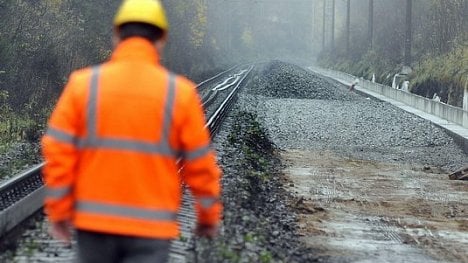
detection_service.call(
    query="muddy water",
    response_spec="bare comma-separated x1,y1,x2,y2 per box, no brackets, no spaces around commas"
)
283,149,468,263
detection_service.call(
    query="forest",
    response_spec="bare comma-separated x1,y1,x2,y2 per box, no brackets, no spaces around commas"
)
0,0,467,156
315,0,467,106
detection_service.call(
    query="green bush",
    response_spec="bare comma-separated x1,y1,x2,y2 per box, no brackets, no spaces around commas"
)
410,45,468,106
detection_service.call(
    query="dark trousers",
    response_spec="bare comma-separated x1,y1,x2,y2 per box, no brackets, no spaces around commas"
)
76,230,171,263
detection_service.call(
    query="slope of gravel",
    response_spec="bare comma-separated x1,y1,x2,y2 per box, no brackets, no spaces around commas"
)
249,60,356,101
190,82,323,262
192,60,467,261
245,61,467,172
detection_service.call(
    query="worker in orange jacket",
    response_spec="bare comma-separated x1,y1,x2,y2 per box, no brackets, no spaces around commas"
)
41,0,222,262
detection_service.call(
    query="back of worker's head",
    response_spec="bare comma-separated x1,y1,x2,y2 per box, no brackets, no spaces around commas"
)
118,22,164,42
114,0,169,43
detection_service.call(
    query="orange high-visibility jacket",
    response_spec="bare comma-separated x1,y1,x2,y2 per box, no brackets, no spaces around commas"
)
41,37,222,239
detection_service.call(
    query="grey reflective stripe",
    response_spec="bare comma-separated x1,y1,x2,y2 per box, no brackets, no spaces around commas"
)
46,127,78,146
46,186,72,199
198,197,219,209
77,138,176,156
183,144,211,161
81,67,179,157
88,66,100,140
160,73,176,145
76,201,177,221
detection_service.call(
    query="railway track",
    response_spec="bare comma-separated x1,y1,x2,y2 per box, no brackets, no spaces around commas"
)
0,65,253,262
3,61,467,262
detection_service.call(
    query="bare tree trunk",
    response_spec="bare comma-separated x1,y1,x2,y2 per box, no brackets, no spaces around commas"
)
346,0,351,54
311,0,315,51
464,0,468,38
405,0,412,66
463,78,468,111
331,0,335,51
322,0,326,50
368,0,373,49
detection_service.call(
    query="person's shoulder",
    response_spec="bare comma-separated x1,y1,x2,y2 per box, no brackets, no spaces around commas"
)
170,72,198,98
172,73,196,90
68,65,100,84
169,72,200,105
64,65,103,95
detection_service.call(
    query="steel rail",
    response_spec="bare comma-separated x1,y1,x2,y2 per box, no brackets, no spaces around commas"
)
206,66,253,136
170,65,252,260
195,65,239,90
0,163,44,237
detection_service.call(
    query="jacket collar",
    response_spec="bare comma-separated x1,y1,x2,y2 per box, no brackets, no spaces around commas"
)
111,37,160,64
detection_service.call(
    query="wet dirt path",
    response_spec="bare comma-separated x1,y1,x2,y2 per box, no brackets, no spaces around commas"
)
283,149,468,263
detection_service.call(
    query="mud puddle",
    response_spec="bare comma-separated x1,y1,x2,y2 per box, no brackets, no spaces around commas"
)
283,149,468,263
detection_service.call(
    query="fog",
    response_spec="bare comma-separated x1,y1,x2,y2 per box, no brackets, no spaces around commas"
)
163,0,465,76
208,0,317,62
0,0,465,109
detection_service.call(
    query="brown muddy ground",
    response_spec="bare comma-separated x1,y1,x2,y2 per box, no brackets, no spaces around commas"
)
283,149,468,263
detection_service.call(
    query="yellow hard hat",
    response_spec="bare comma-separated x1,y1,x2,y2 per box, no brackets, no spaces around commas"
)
114,0,169,31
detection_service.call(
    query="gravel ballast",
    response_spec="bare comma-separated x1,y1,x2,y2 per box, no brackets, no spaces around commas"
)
193,60,467,262
247,61,467,171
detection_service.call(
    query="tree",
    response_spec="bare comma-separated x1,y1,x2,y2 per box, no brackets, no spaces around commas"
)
331,0,336,51
404,0,412,66
368,0,374,49
429,0,466,54
346,0,351,54
322,0,326,49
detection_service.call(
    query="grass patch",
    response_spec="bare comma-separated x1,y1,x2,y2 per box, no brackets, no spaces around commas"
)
0,91,47,179
319,43,468,107
410,46,468,106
